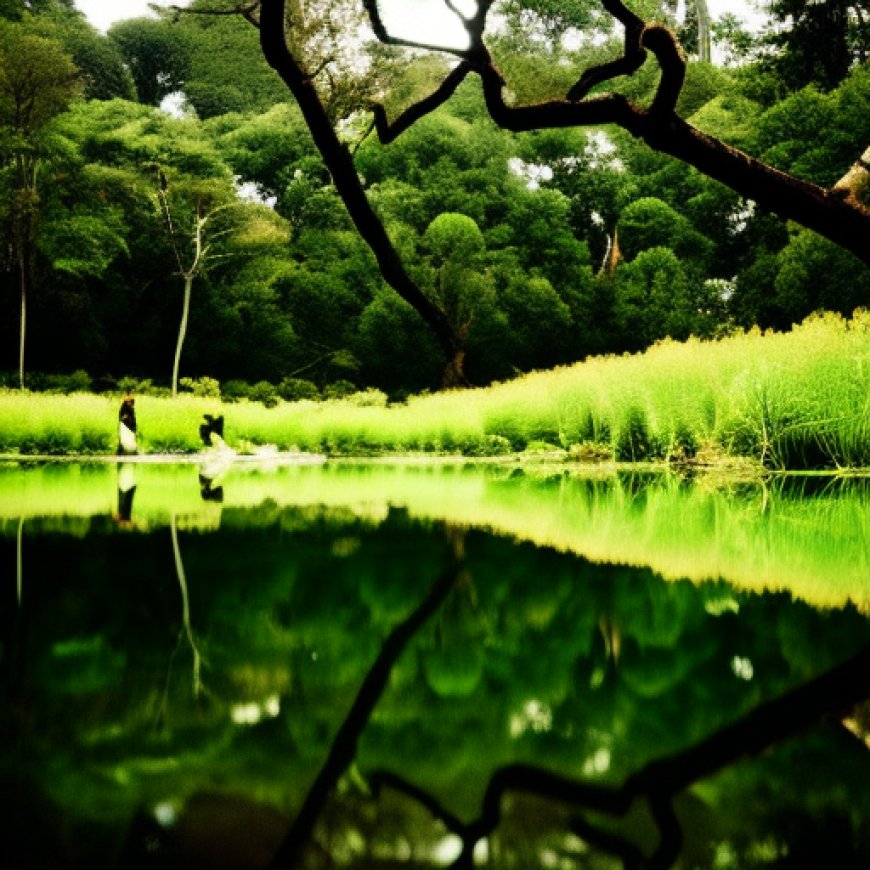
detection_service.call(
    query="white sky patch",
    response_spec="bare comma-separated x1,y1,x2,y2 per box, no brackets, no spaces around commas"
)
76,1,764,40
508,157,553,190
159,91,187,119
235,178,277,208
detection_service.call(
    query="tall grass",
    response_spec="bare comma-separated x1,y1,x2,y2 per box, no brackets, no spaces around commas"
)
0,311,867,469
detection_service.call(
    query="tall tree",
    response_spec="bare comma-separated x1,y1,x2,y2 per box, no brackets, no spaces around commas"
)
108,17,192,106
761,0,867,92
153,168,290,396
0,21,79,388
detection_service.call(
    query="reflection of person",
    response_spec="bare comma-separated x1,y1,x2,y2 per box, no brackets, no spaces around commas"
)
116,463,137,524
118,394,138,455
199,472,224,502
198,413,232,502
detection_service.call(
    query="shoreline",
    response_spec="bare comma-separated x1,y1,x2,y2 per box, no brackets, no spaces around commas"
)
1,451,868,480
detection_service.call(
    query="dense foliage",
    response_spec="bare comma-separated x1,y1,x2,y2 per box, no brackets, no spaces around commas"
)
0,1,868,397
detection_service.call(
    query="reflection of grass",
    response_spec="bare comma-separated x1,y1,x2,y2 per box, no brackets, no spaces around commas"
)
0,311,867,469
2,463,867,611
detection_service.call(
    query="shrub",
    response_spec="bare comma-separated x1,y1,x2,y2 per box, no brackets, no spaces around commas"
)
343,388,388,407
463,434,512,456
117,376,158,396
323,380,357,400
277,377,320,402
179,376,221,399
669,421,698,461
248,381,279,408
221,380,251,402
41,370,93,394
614,405,653,462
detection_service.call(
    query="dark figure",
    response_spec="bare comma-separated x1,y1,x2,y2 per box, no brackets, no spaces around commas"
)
199,474,224,503
118,395,137,455
116,464,137,524
199,414,224,448
198,413,229,502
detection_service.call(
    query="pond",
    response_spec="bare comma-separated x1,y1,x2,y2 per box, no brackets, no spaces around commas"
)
1,459,869,869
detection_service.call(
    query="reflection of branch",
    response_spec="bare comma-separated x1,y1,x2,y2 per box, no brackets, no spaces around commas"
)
366,642,870,868
266,526,464,869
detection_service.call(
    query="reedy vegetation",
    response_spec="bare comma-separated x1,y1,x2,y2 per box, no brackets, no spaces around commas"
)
2,310,867,470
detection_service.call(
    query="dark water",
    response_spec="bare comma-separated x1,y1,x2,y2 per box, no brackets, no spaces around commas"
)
1,461,869,869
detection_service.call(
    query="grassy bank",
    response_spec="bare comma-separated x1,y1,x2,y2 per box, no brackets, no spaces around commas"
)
1,311,868,470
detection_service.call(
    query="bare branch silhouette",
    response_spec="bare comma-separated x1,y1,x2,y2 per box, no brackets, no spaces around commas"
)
266,526,464,869
361,642,870,868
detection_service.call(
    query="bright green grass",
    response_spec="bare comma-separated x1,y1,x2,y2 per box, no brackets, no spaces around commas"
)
1,311,868,469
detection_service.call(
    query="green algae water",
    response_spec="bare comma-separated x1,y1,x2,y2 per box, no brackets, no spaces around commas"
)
1,460,869,869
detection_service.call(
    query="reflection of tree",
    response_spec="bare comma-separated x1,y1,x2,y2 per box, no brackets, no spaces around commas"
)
365,642,870,869
266,524,464,869
422,529,490,699
16,517,23,607
160,513,206,719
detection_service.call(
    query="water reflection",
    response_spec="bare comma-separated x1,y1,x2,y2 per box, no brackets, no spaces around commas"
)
0,462,868,868
167,514,204,705
115,463,136,525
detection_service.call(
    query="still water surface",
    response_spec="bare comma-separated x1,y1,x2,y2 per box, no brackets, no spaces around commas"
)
1,460,869,869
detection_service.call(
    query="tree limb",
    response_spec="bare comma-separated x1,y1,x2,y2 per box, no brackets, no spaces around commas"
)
371,61,473,143
256,0,464,378
360,0,870,266
567,0,646,101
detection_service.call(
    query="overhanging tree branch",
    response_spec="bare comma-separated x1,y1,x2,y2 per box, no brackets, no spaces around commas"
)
250,0,466,384
353,0,870,266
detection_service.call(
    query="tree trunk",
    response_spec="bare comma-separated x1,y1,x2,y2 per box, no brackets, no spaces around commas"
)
17,246,26,391
834,144,870,205
696,0,711,64
442,348,467,389
172,274,194,398
257,4,464,378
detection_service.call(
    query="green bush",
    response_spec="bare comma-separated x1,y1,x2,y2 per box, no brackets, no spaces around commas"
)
116,376,162,396
179,376,221,399
221,380,251,402
248,381,279,408
323,380,357,400
277,377,320,402
670,421,698,461
42,370,93,394
343,388,388,407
